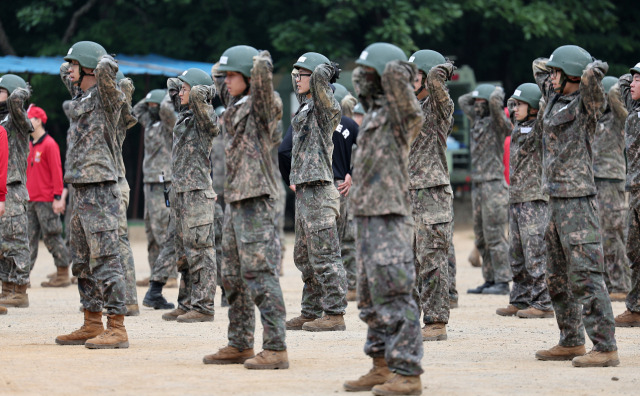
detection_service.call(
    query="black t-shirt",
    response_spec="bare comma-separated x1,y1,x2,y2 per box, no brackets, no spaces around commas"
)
278,116,359,185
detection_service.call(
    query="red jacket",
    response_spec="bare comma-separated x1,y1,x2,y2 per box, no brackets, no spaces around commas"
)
0,126,7,202
26,133,64,202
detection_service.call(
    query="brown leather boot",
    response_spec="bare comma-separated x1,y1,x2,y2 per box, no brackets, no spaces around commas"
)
0,283,29,308
496,304,519,316
162,307,187,321
517,307,554,319
422,323,447,341
371,374,422,396
0,306,7,315
136,277,150,287
176,310,214,323
203,345,255,364
164,277,178,288
614,310,640,327
0,281,14,299
85,314,129,349
468,247,481,267
609,292,627,302
346,289,357,302
344,357,393,391
243,349,289,370
41,266,71,288
535,344,586,361
302,314,346,332
285,315,316,330
56,310,104,345
125,304,140,316
572,350,620,367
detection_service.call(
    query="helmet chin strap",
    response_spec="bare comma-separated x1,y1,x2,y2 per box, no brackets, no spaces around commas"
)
74,67,95,87
554,70,579,94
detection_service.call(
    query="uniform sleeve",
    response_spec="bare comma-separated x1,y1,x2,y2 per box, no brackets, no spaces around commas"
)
580,60,608,117
133,97,152,128
0,126,7,202
489,86,512,141
166,77,181,112
59,62,77,97
46,138,64,197
7,87,34,136
381,60,423,145
533,58,553,102
458,92,475,122
118,78,138,130
618,74,640,112
269,95,284,149
252,51,282,139
211,62,231,108
95,55,126,120
189,85,219,138
427,62,455,124
609,83,629,121
310,63,341,138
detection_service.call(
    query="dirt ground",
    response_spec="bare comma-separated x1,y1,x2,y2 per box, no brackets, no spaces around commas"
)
1,224,639,396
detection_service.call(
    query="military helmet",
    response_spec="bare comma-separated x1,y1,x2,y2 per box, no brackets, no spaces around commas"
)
178,68,213,88
0,74,27,94
353,102,365,115
218,45,259,78
145,89,166,104
630,62,640,76
546,45,592,77
602,76,618,93
293,52,330,73
510,83,542,109
64,41,107,69
408,50,446,75
333,83,350,104
472,84,495,101
356,42,407,76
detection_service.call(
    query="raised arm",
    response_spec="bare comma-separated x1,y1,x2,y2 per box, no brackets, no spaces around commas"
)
533,58,553,102
159,92,177,128
211,62,231,108
580,60,608,117
251,51,281,137
95,55,125,119
59,62,77,97
381,60,423,145
458,91,475,121
608,83,629,121
189,85,220,138
8,88,33,135
118,78,137,130
427,61,455,122
310,63,341,137
489,86,511,141
133,97,152,128
166,77,181,112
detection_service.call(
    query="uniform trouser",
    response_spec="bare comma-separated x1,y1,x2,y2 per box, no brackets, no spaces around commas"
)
28,201,70,270
173,189,216,315
355,215,423,376
63,185,74,249
293,182,347,317
624,192,640,313
546,196,617,352
150,209,176,284
472,180,511,283
274,181,286,274
410,185,452,325
70,182,126,315
595,179,631,294
117,178,137,305
0,183,30,285
335,179,356,291
448,217,458,301
214,202,224,288
144,183,171,273
508,200,552,311
222,196,286,351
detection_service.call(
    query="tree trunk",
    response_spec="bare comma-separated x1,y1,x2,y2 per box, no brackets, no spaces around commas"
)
0,19,16,55
62,0,99,44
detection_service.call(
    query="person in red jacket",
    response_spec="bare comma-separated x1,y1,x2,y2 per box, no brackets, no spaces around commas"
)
26,105,71,287
0,125,7,315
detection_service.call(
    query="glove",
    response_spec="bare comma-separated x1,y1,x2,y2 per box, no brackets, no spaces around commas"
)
329,61,341,84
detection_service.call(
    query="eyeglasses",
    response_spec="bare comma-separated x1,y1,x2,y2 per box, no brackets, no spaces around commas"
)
550,68,561,77
295,73,312,81
179,87,191,93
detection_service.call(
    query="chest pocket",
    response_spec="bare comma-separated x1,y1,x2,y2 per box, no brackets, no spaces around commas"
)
292,102,314,135
547,99,578,127
232,101,252,129
70,98,95,120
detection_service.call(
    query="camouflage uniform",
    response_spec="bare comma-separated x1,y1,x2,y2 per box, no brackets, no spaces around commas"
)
534,58,616,352
593,84,630,294
409,62,455,325
459,88,512,284
0,86,33,286
619,74,640,314
28,202,69,270
210,132,226,287
290,63,347,318
448,218,457,301
167,77,219,316
350,61,423,376
335,178,355,290
61,56,126,315
214,51,286,350
507,112,551,311
61,101,74,249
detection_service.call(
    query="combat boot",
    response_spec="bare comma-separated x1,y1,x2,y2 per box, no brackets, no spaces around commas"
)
243,349,289,370
125,304,140,316
496,304,519,316
517,307,554,319
203,345,255,364
302,314,346,332
468,248,481,267
344,357,393,392
165,277,178,288
0,306,7,315
346,289,357,302
85,314,129,349
614,310,640,327
136,276,150,287
609,292,627,302
285,315,316,330
0,281,14,299
371,374,422,396
482,282,509,295
535,344,586,361
41,266,71,288
176,310,214,323
143,281,175,310
0,283,29,308
162,307,187,321
55,310,104,345
422,323,447,341
572,350,620,367
467,281,493,294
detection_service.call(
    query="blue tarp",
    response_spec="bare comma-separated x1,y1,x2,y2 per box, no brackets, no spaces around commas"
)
0,54,213,76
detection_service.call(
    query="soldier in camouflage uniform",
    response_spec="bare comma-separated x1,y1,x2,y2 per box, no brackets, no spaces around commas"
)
533,45,618,367
460,84,512,295
407,50,455,342
495,83,553,319
55,41,129,349
286,52,348,333
0,74,33,309
343,42,423,396
134,89,176,310
0,124,6,315
203,46,288,370
594,76,630,302
614,64,640,328
161,68,218,323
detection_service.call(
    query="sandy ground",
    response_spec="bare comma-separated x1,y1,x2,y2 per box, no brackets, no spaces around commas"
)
1,224,639,396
